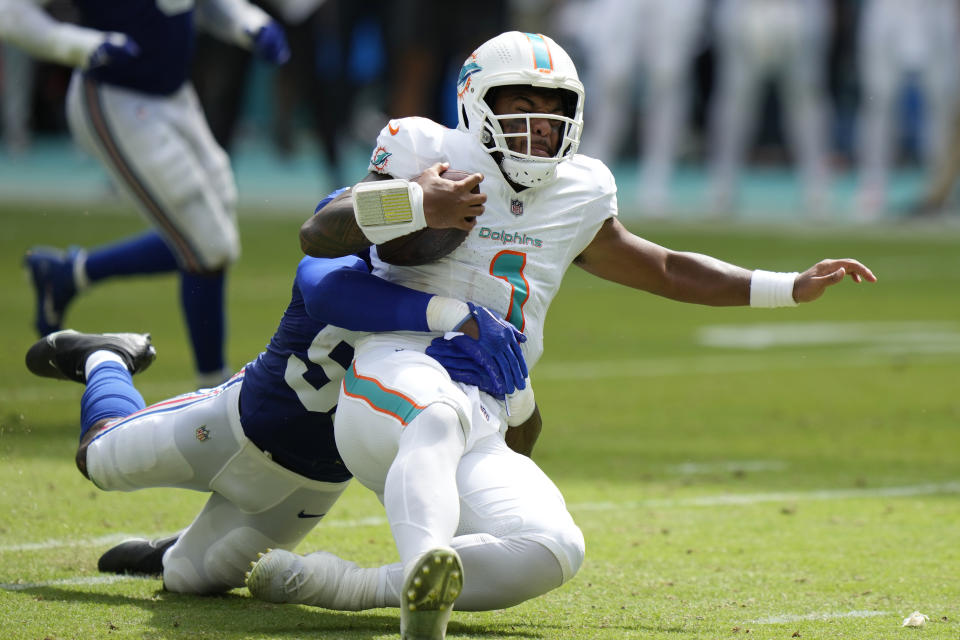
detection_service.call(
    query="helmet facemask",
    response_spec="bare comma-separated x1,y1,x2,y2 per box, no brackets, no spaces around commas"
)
478,88,582,187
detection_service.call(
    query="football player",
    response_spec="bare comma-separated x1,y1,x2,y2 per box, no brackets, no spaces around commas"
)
574,0,708,217
0,0,290,386
255,31,876,640
855,0,960,220
25,183,532,596
707,0,833,216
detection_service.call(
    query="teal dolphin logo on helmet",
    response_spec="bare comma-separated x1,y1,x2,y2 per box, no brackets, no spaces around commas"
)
457,59,483,97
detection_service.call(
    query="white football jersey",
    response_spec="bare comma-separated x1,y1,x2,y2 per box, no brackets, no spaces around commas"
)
364,116,617,370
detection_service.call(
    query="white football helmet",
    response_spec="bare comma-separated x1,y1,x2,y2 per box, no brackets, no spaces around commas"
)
456,31,584,187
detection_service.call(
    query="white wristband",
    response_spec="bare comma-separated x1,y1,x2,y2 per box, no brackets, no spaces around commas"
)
426,297,471,332
352,179,426,244
506,379,535,427
750,270,799,308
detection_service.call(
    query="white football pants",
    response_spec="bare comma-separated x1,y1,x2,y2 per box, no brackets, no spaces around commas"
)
65,72,239,272
84,374,350,593
335,340,585,605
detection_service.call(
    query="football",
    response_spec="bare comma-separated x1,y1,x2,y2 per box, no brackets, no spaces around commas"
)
375,169,478,266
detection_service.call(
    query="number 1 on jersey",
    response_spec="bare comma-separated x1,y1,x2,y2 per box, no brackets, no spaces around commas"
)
490,250,529,331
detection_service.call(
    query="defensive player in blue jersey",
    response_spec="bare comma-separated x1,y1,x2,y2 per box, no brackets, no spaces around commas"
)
24,184,532,595
0,0,291,386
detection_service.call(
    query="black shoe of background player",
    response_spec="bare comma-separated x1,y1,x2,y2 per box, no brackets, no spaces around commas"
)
25,329,156,383
98,534,180,576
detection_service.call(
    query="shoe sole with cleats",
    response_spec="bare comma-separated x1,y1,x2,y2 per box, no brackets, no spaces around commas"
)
401,547,463,640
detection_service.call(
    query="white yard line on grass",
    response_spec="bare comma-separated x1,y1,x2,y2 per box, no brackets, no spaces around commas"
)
1,532,146,552
4,482,958,555
750,610,889,624
697,321,960,351
533,349,960,382
570,481,960,511
1,574,151,591
667,460,788,475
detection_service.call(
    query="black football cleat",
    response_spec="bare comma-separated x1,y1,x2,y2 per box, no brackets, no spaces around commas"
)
98,534,180,576
24,246,84,336
25,329,156,383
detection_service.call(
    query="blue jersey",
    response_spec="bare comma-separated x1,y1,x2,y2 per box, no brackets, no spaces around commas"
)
77,0,194,95
238,251,437,482
239,257,364,483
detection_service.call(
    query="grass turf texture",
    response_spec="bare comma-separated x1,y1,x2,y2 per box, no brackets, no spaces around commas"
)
1,202,958,639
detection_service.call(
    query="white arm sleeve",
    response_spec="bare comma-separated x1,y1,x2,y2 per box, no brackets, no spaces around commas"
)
194,0,270,48
0,0,106,68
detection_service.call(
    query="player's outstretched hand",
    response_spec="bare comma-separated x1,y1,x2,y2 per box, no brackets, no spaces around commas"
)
87,34,140,71
249,21,290,65
793,258,877,303
416,162,486,231
427,303,528,397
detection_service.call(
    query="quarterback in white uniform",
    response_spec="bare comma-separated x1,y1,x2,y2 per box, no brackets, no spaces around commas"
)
247,31,877,640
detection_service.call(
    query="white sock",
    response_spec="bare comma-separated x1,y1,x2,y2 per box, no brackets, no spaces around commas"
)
84,350,125,379
384,403,466,567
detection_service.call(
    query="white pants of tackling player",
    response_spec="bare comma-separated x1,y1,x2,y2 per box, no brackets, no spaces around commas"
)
334,338,585,607
84,374,350,594
65,72,239,273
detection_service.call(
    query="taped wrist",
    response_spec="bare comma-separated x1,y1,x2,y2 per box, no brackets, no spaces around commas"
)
750,270,798,308
506,379,535,427
426,297,471,333
352,179,426,244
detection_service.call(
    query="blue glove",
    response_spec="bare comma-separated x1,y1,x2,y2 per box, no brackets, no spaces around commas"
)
87,35,140,72
250,21,290,65
427,336,509,398
426,302,528,395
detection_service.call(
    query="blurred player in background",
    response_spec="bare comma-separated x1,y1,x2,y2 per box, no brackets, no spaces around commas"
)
707,0,832,216
251,31,876,640
855,0,960,220
0,0,290,386
910,108,960,217
1,41,35,154
575,0,707,217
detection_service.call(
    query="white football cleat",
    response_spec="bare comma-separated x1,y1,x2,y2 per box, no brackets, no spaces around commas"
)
246,548,369,609
400,547,463,640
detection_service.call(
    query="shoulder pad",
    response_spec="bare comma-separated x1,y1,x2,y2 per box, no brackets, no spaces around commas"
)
367,117,449,179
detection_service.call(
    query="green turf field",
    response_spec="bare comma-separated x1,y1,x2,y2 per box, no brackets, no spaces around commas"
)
1,202,958,639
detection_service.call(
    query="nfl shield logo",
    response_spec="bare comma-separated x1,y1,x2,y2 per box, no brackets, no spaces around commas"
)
195,425,210,441
510,199,524,216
